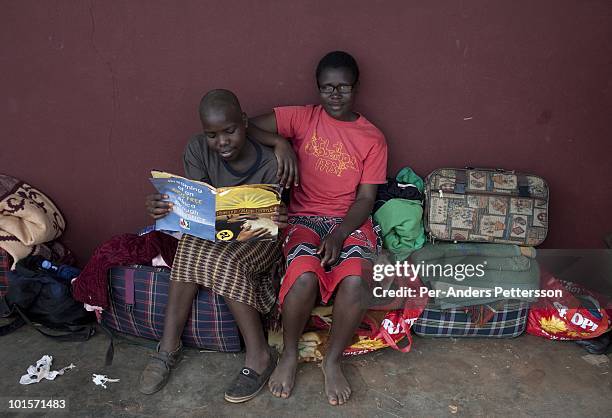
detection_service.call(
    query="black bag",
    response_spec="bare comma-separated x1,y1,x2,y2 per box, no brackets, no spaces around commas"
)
0,257,95,341
374,177,423,212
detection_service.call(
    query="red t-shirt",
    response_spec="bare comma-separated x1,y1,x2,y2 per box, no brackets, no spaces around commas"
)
274,105,388,217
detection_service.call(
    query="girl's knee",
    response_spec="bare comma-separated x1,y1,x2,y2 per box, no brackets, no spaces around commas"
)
294,272,319,291
282,272,319,309
338,275,370,301
286,272,320,300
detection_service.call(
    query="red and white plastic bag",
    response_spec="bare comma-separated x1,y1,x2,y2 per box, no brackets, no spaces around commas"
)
528,270,612,340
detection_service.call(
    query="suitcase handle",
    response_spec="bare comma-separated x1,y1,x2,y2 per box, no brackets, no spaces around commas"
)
124,269,135,312
464,166,514,173
455,168,530,197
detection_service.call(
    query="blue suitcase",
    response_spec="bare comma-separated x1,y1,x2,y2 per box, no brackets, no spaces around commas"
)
413,301,529,338
101,265,241,351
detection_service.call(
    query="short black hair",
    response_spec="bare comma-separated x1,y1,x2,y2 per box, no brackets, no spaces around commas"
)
315,51,360,85
198,89,243,122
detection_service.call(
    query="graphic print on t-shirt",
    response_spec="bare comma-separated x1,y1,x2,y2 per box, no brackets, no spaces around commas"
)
304,132,358,177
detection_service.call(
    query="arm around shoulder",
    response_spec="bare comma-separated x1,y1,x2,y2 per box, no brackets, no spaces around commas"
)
249,112,278,136
248,112,299,188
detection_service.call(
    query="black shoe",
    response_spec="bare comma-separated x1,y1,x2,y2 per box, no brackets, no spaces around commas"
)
224,353,277,403
575,333,611,355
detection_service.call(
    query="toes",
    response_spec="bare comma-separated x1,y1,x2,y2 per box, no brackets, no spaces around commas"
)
344,388,352,400
269,380,292,399
328,393,339,406
269,382,282,397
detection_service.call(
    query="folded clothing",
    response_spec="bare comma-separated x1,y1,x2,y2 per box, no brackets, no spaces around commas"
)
374,167,424,212
374,199,425,261
374,179,422,212
416,254,532,273
411,242,536,262
411,242,539,309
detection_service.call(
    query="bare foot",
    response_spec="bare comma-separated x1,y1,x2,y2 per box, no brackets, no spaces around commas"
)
322,357,351,406
268,352,297,398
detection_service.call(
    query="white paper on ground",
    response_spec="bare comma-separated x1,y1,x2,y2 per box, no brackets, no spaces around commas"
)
92,374,120,389
84,303,104,313
19,355,75,385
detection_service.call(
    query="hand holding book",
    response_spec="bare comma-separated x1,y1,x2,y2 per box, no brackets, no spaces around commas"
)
148,170,283,242
145,194,173,220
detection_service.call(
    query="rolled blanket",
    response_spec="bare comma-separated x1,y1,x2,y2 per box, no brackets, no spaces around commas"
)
0,174,65,268
417,257,535,286
425,258,540,309
415,255,532,277
411,242,535,262
412,242,540,309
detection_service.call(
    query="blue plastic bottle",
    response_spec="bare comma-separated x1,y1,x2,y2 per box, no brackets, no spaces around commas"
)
41,260,81,280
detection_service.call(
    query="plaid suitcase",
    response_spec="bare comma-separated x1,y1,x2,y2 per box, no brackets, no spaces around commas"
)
101,265,241,352
424,168,549,246
413,301,530,338
0,249,11,297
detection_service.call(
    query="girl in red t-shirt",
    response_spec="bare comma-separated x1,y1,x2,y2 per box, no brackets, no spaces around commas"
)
248,51,388,406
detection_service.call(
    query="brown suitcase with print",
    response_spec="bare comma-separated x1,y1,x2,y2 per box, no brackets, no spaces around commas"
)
424,168,549,246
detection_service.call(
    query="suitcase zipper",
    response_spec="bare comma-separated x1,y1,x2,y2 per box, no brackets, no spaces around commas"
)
432,188,544,199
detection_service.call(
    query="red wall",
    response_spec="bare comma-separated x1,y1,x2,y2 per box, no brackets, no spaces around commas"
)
2,1,611,262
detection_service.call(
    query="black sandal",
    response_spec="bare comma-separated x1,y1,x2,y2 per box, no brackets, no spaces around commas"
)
224,353,277,403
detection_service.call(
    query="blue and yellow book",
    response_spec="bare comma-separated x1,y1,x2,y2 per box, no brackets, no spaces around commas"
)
149,170,281,242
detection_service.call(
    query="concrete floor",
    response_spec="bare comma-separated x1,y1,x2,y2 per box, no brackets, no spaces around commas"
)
1,326,610,418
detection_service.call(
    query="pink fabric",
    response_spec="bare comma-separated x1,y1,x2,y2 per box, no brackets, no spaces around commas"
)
71,231,178,309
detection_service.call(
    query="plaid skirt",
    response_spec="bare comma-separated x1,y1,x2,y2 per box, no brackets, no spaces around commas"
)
170,235,281,314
